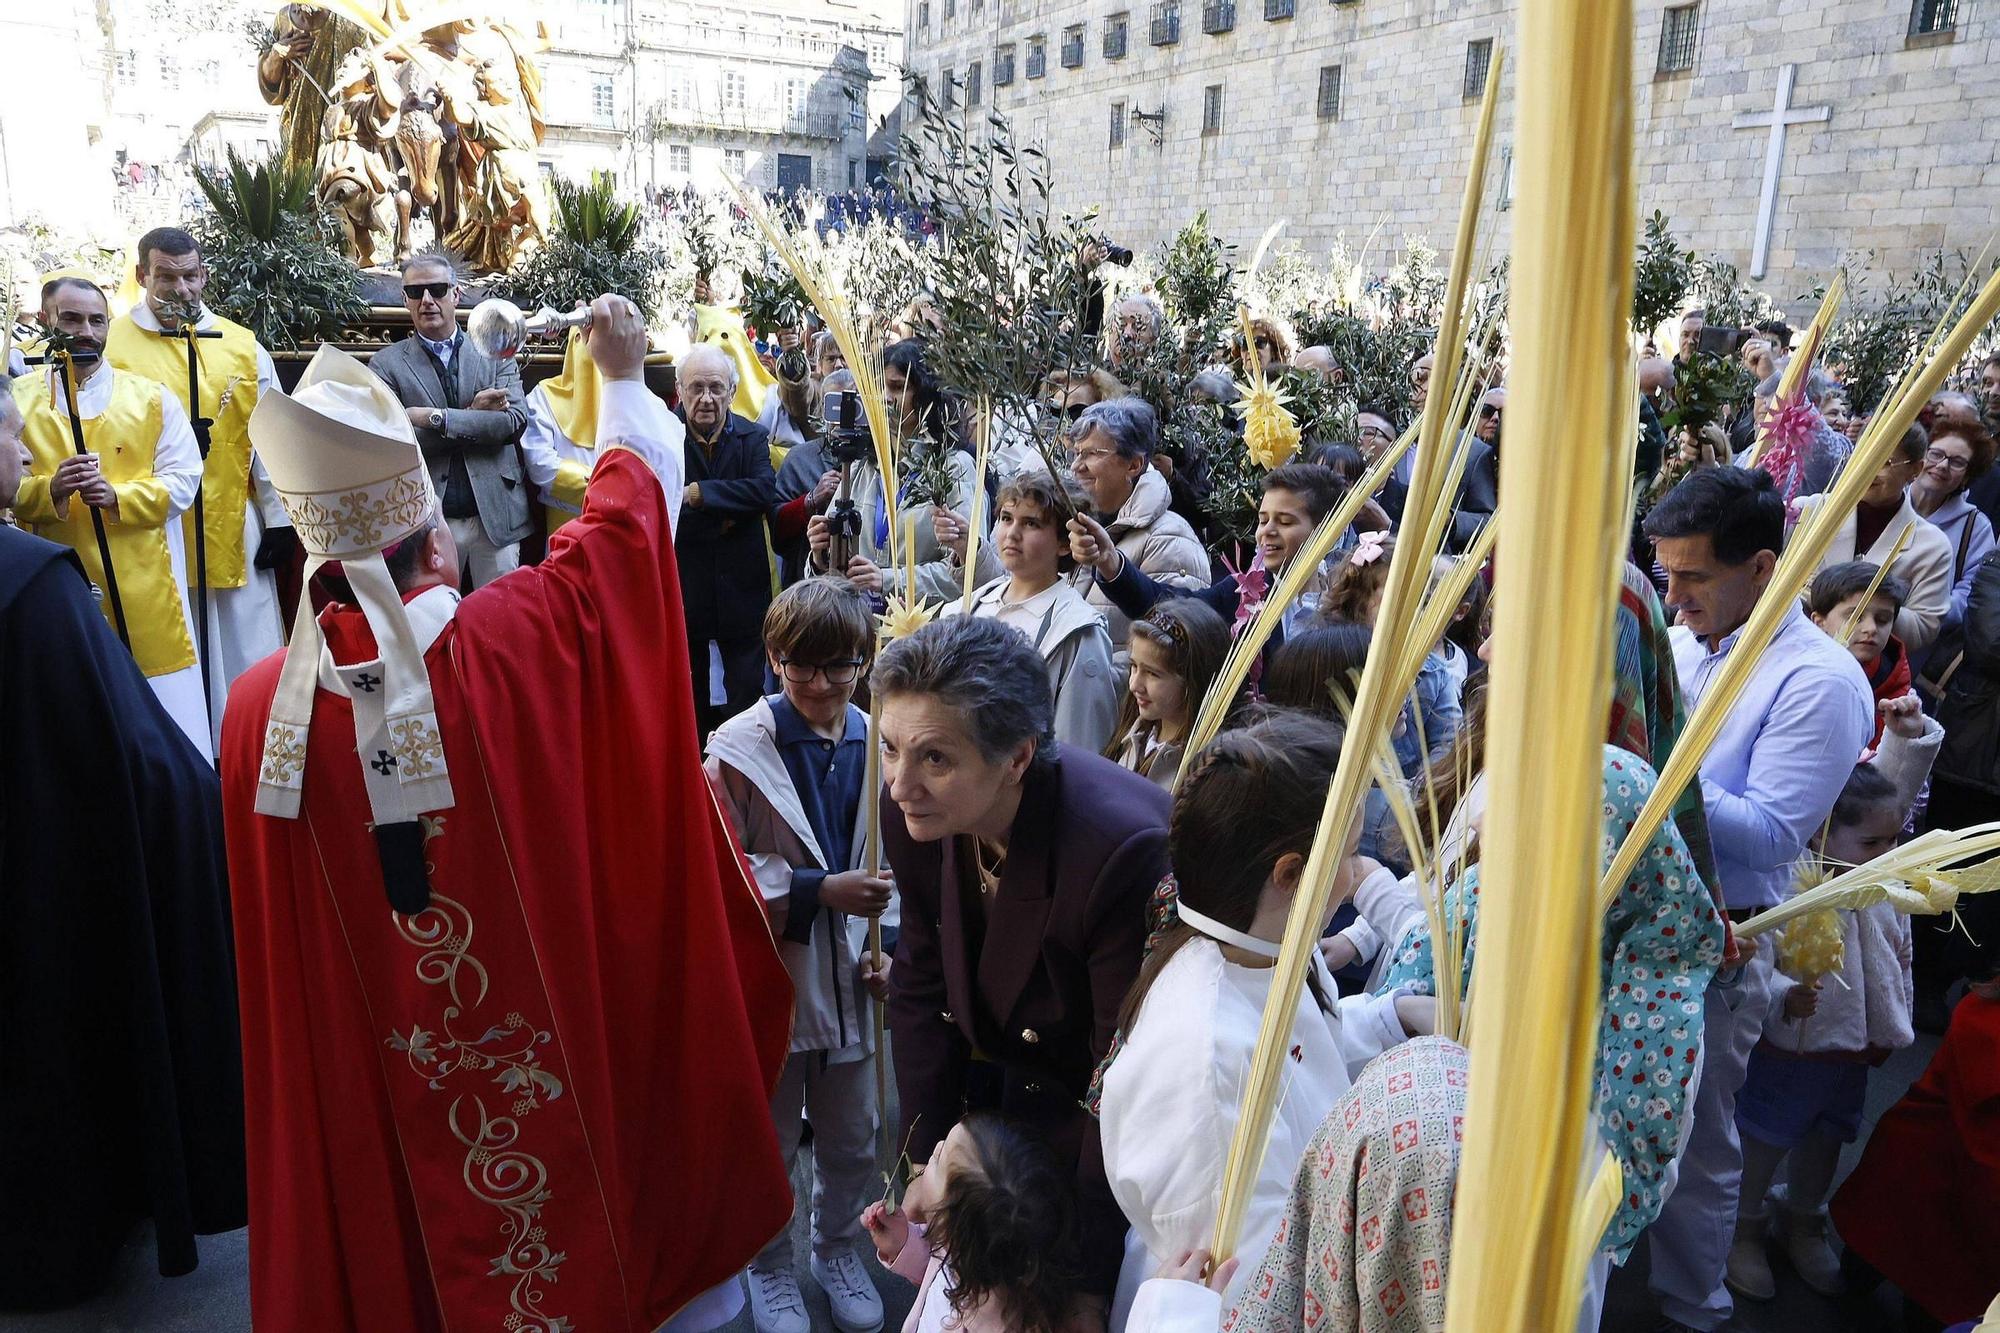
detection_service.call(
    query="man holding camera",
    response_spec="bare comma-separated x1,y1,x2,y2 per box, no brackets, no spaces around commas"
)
675,342,778,736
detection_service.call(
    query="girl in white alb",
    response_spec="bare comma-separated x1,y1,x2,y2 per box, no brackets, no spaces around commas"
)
1096,711,1426,1329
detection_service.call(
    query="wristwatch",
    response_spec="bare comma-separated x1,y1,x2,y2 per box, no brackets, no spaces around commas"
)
428,409,445,431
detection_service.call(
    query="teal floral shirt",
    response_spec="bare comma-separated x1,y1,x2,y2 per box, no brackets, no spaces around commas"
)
1376,744,1726,1259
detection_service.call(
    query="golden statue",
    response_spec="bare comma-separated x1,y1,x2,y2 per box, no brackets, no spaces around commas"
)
253,3,550,274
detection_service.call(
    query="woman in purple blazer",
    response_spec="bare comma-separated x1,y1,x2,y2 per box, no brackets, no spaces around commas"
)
875,614,1170,1309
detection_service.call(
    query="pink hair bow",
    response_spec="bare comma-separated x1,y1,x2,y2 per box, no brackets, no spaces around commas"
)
1350,530,1388,566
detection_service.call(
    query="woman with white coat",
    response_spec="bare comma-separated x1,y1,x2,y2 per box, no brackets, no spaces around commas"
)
1097,711,1429,1329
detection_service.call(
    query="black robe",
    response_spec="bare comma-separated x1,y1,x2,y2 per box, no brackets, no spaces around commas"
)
0,526,245,1308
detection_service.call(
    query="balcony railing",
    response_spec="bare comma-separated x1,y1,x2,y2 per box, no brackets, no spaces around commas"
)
1203,0,1235,33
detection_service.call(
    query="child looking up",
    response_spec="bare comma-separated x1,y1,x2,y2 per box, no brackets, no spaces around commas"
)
938,472,1121,753
862,1114,1093,1333
1727,763,1921,1302
1104,599,1231,791
704,577,893,1333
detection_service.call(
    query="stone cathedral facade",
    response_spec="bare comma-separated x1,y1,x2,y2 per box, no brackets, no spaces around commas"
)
903,0,1998,309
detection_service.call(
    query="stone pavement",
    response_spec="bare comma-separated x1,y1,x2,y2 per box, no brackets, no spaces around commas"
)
2,1037,1941,1333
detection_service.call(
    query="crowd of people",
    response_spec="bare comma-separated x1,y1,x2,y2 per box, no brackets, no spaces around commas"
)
3,215,1999,1333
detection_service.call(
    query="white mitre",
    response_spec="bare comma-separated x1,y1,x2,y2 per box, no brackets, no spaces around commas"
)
246,344,454,826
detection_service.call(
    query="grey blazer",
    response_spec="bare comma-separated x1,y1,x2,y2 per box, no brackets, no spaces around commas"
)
369,334,532,548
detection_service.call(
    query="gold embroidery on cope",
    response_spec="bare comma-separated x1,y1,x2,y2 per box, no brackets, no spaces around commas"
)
383,816,572,1333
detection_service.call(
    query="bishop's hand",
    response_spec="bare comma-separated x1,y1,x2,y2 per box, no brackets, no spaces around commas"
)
585,294,645,382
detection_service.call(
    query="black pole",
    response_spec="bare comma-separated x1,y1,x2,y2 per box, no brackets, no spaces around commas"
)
172,320,222,729
53,349,130,649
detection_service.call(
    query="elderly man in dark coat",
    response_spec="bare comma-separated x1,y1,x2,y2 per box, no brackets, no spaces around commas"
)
675,342,778,735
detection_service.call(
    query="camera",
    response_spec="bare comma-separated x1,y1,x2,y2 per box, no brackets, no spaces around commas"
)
817,388,876,467
1099,237,1134,267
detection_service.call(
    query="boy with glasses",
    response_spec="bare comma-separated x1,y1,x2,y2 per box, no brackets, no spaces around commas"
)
704,576,893,1333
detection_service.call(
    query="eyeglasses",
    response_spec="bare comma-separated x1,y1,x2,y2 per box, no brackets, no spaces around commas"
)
778,657,863,685
1073,447,1121,465
1479,404,1503,419
403,281,452,300
1923,447,1970,473
1358,423,1393,440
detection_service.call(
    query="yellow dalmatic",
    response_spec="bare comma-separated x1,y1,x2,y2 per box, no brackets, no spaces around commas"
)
692,304,775,420
535,332,600,534
12,372,197,676
105,312,264,588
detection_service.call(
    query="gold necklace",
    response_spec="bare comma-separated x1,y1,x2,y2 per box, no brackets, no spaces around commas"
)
974,838,1006,899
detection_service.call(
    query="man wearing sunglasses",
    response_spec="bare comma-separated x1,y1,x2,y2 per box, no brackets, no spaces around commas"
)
368,252,529,588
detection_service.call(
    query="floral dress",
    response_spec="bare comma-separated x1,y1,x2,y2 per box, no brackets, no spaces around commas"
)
1375,744,1725,1258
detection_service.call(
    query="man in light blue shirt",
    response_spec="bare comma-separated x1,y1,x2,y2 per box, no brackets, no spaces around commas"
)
1642,466,1872,1332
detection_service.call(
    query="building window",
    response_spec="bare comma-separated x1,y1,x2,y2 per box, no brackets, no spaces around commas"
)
721,69,745,110
591,75,615,124
724,147,746,178
918,0,930,27
1062,23,1085,66
944,0,955,18
157,55,178,91
1316,64,1342,121
1203,0,1235,35
966,60,982,105
995,43,1015,86
1026,34,1047,78
785,78,806,117
114,49,137,87
1908,0,1958,34
1150,0,1181,45
668,143,691,173
1202,83,1223,135
1110,100,1126,148
1105,11,1129,57
1656,3,1699,74
1264,0,1294,18
1463,38,1493,101
942,66,956,108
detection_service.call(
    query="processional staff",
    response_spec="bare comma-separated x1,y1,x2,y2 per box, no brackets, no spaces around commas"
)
27,333,130,648
156,298,224,727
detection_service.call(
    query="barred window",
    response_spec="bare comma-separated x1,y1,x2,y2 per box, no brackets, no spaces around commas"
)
1317,64,1342,121
1027,35,1047,77
1105,12,1130,57
1657,3,1699,74
1062,23,1085,66
995,43,1015,86
1202,82,1223,135
1150,0,1181,46
1265,0,1295,19
1110,100,1127,149
1909,0,1958,33
1203,0,1235,35
1463,39,1493,100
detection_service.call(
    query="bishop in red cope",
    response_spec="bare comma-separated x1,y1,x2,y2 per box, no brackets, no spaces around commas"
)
220,296,794,1332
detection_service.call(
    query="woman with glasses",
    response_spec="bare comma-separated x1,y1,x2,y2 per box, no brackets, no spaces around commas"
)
1906,421,1997,638
937,472,1121,754
1793,423,1956,656
874,614,1170,1311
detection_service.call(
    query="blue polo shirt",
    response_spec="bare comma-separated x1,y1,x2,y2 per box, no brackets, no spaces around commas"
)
769,693,870,943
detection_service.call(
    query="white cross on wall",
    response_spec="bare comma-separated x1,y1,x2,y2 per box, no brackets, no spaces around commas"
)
1732,63,1831,280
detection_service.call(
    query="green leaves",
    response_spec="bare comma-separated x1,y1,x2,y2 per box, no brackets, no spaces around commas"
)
505,173,670,321
1631,210,1698,337
189,149,366,351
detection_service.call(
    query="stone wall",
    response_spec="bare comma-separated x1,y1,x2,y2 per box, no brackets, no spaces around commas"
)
904,0,1999,316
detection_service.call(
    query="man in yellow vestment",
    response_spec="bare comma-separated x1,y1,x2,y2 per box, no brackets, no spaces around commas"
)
12,277,209,757
106,227,290,747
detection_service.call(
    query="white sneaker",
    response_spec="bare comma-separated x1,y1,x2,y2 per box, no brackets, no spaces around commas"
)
1777,1206,1845,1296
745,1264,811,1333
811,1248,886,1333
1724,1228,1775,1301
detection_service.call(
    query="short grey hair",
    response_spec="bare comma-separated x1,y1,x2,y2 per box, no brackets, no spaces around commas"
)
1187,368,1240,406
1070,396,1157,460
1113,293,1164,335
681,343,739,390
872,615,1056,766
400,251,457,282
